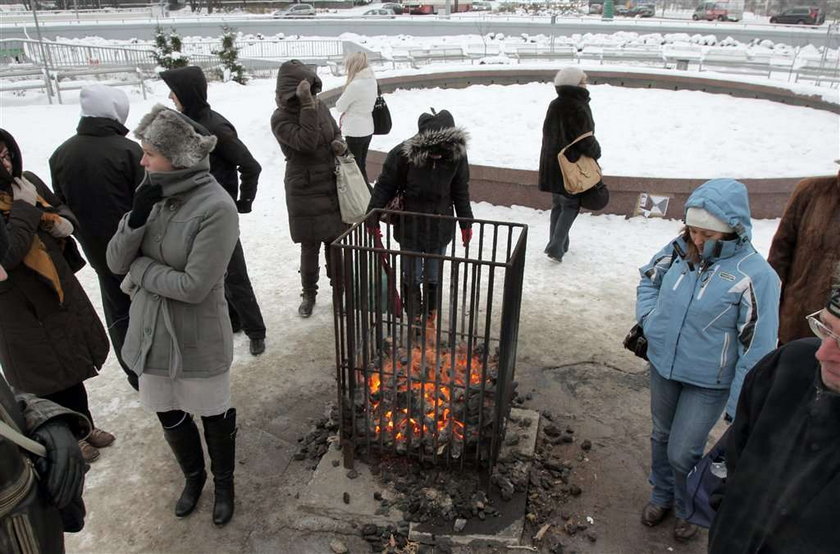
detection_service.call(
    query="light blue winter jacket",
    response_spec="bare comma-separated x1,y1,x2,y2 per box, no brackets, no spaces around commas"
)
635,179,780,418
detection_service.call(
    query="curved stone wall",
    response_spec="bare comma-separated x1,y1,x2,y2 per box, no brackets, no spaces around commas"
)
321,69,838,219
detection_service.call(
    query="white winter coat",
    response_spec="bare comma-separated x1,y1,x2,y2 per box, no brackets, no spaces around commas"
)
335,67,377,137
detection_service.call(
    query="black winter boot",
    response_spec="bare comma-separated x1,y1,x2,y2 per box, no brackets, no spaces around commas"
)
298,291,316,318
203,409,237,526
403,283,423,322
425,283,439,319
162,416,207,518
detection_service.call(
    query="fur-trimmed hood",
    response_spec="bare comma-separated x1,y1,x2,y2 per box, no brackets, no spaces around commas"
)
402,126,469,167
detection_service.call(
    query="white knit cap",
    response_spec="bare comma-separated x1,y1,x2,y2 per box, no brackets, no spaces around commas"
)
554,66,586,87
80,84,130,125
685,207,733,233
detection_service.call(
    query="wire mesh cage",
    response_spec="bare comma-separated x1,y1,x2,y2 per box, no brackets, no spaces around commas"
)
331,209,527,472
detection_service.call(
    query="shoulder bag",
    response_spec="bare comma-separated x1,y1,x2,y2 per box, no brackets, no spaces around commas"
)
372,85,392,136
557,131,602,195
335,152,371,224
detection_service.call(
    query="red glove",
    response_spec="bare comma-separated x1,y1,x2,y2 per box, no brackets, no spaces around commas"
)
461,227,472,246
367,224,382,239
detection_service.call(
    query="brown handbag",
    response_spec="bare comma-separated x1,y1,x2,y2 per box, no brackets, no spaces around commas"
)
557,131,602,195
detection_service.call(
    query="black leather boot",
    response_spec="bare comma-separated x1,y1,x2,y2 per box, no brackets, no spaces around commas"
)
298,290,316,318
299,264,319,318
162,416,206,518
426,283,439,319
203,409,237,526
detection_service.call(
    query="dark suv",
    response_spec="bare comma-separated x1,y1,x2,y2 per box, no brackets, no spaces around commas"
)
769,6,825,25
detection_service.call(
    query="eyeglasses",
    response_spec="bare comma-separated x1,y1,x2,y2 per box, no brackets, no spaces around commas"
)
0,150,11,162
806,310,840,349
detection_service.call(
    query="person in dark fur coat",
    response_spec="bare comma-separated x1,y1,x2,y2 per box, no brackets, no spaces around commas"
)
160,66,267,356
367,109,474,319
271,60,348,318
538,67,601,263
768,168,840,344
49,85,145,391
0,128,111,464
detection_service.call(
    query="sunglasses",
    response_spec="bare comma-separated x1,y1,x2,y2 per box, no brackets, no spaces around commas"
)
806,310,840,349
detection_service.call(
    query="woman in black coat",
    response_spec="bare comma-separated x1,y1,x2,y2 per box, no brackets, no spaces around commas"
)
0,128,112,463
538,67,601,263
367,109,474,318
271,60,347,318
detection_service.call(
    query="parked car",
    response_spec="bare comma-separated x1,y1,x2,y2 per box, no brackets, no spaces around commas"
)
363,7,395,16
381,2,404,14
471,1,492,11
692,1,743,21
769,6,825,25
627,4,655,17
272,3,316,18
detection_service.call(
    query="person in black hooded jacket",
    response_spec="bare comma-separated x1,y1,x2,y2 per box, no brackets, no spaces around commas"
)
49,84,144,392
160,66,267,356
538,67,601,263
367,109,473,319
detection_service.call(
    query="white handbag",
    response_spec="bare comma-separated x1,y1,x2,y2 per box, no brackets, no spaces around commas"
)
335,152,371,224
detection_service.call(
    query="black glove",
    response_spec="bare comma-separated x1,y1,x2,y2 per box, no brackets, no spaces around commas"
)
32,421,86,509
128,184,163,229
236,199,253,214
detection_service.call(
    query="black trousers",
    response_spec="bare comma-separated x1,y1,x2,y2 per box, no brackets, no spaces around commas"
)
42,382,94,429
96,270,138,390
225,239,266,340
300,238,341,294
346,135,372,185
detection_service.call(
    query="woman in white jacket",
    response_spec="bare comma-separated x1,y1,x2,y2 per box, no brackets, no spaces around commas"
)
335,52,378,184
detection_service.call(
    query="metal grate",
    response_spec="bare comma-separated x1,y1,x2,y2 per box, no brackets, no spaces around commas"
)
332,210,527,472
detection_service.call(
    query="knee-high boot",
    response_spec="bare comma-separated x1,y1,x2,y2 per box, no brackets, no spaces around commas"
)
162,415,207,518
203,408,237,526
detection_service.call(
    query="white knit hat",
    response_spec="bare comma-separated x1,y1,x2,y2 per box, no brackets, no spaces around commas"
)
554,67,586,87
134,104,216,169
685,207,733,233
80,84,130,125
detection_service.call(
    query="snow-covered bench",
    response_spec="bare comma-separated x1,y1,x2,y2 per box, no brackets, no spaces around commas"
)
794,58,840,88
512,44,576,63
408,48,469,68
52,65,147,104
700,49,772,77
601,46,665,67
0,66,51,94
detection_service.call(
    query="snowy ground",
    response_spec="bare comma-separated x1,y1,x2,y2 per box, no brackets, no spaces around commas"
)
0,72,829,552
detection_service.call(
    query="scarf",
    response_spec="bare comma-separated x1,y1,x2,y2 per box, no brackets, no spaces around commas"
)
0,175,65,304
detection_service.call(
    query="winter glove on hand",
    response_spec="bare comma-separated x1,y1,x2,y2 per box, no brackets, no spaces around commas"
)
49,216,74,238
236,199,253,214
32,421,86,509
331,139,348,156
127,184,163,229
296,79,314,107
11,178,37,206
461,227,473,247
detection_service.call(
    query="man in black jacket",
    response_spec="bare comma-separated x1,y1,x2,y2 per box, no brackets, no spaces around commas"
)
49,84,144,391
708,268,840,553
160,66,267,355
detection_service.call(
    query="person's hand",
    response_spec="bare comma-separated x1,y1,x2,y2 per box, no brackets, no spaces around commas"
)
31,421,86,509
11,178,37,206
331,139,348,156
49,216,74,238
128,184,163,229
236,199,253,214
0,265,7,282
296,79,314,107
461,227,473,247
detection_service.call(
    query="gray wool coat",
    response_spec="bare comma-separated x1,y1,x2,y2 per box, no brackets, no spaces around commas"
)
106,158,238,379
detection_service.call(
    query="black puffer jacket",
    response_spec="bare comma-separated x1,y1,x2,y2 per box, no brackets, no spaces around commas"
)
538,85,601,197
0,129,109,395
270,60,346,244
49,116,144,274
368,110,473,252
160,66,261,207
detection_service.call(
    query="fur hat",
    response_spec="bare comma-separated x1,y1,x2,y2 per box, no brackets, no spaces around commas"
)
134,104,216,168
554,67,586,87
80,84,130,125
828,262,840,319
685,207,733,233
417,109,455,133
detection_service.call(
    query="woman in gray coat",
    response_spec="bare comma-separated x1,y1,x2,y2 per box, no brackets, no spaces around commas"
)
107,105,239,526
271,59,347,318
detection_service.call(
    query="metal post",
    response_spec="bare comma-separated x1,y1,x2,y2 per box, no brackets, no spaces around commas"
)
30,5,54,103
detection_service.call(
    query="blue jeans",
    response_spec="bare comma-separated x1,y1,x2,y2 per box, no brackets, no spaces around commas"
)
401,245,446,285
545,193,581,260
649,367,728,518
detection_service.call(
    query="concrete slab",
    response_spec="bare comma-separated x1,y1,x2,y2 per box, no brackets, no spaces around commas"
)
408,407,540,547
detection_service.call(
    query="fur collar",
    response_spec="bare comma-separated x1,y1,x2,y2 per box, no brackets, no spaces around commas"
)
402,126,468,167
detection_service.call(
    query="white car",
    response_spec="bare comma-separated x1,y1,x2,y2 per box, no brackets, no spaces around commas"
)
363,7,396,17
272,4,316,18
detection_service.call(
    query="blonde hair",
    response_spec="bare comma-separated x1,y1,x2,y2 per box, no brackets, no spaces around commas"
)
344,52,370,85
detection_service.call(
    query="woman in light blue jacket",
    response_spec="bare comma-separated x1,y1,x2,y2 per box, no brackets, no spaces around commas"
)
635,178,780,541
